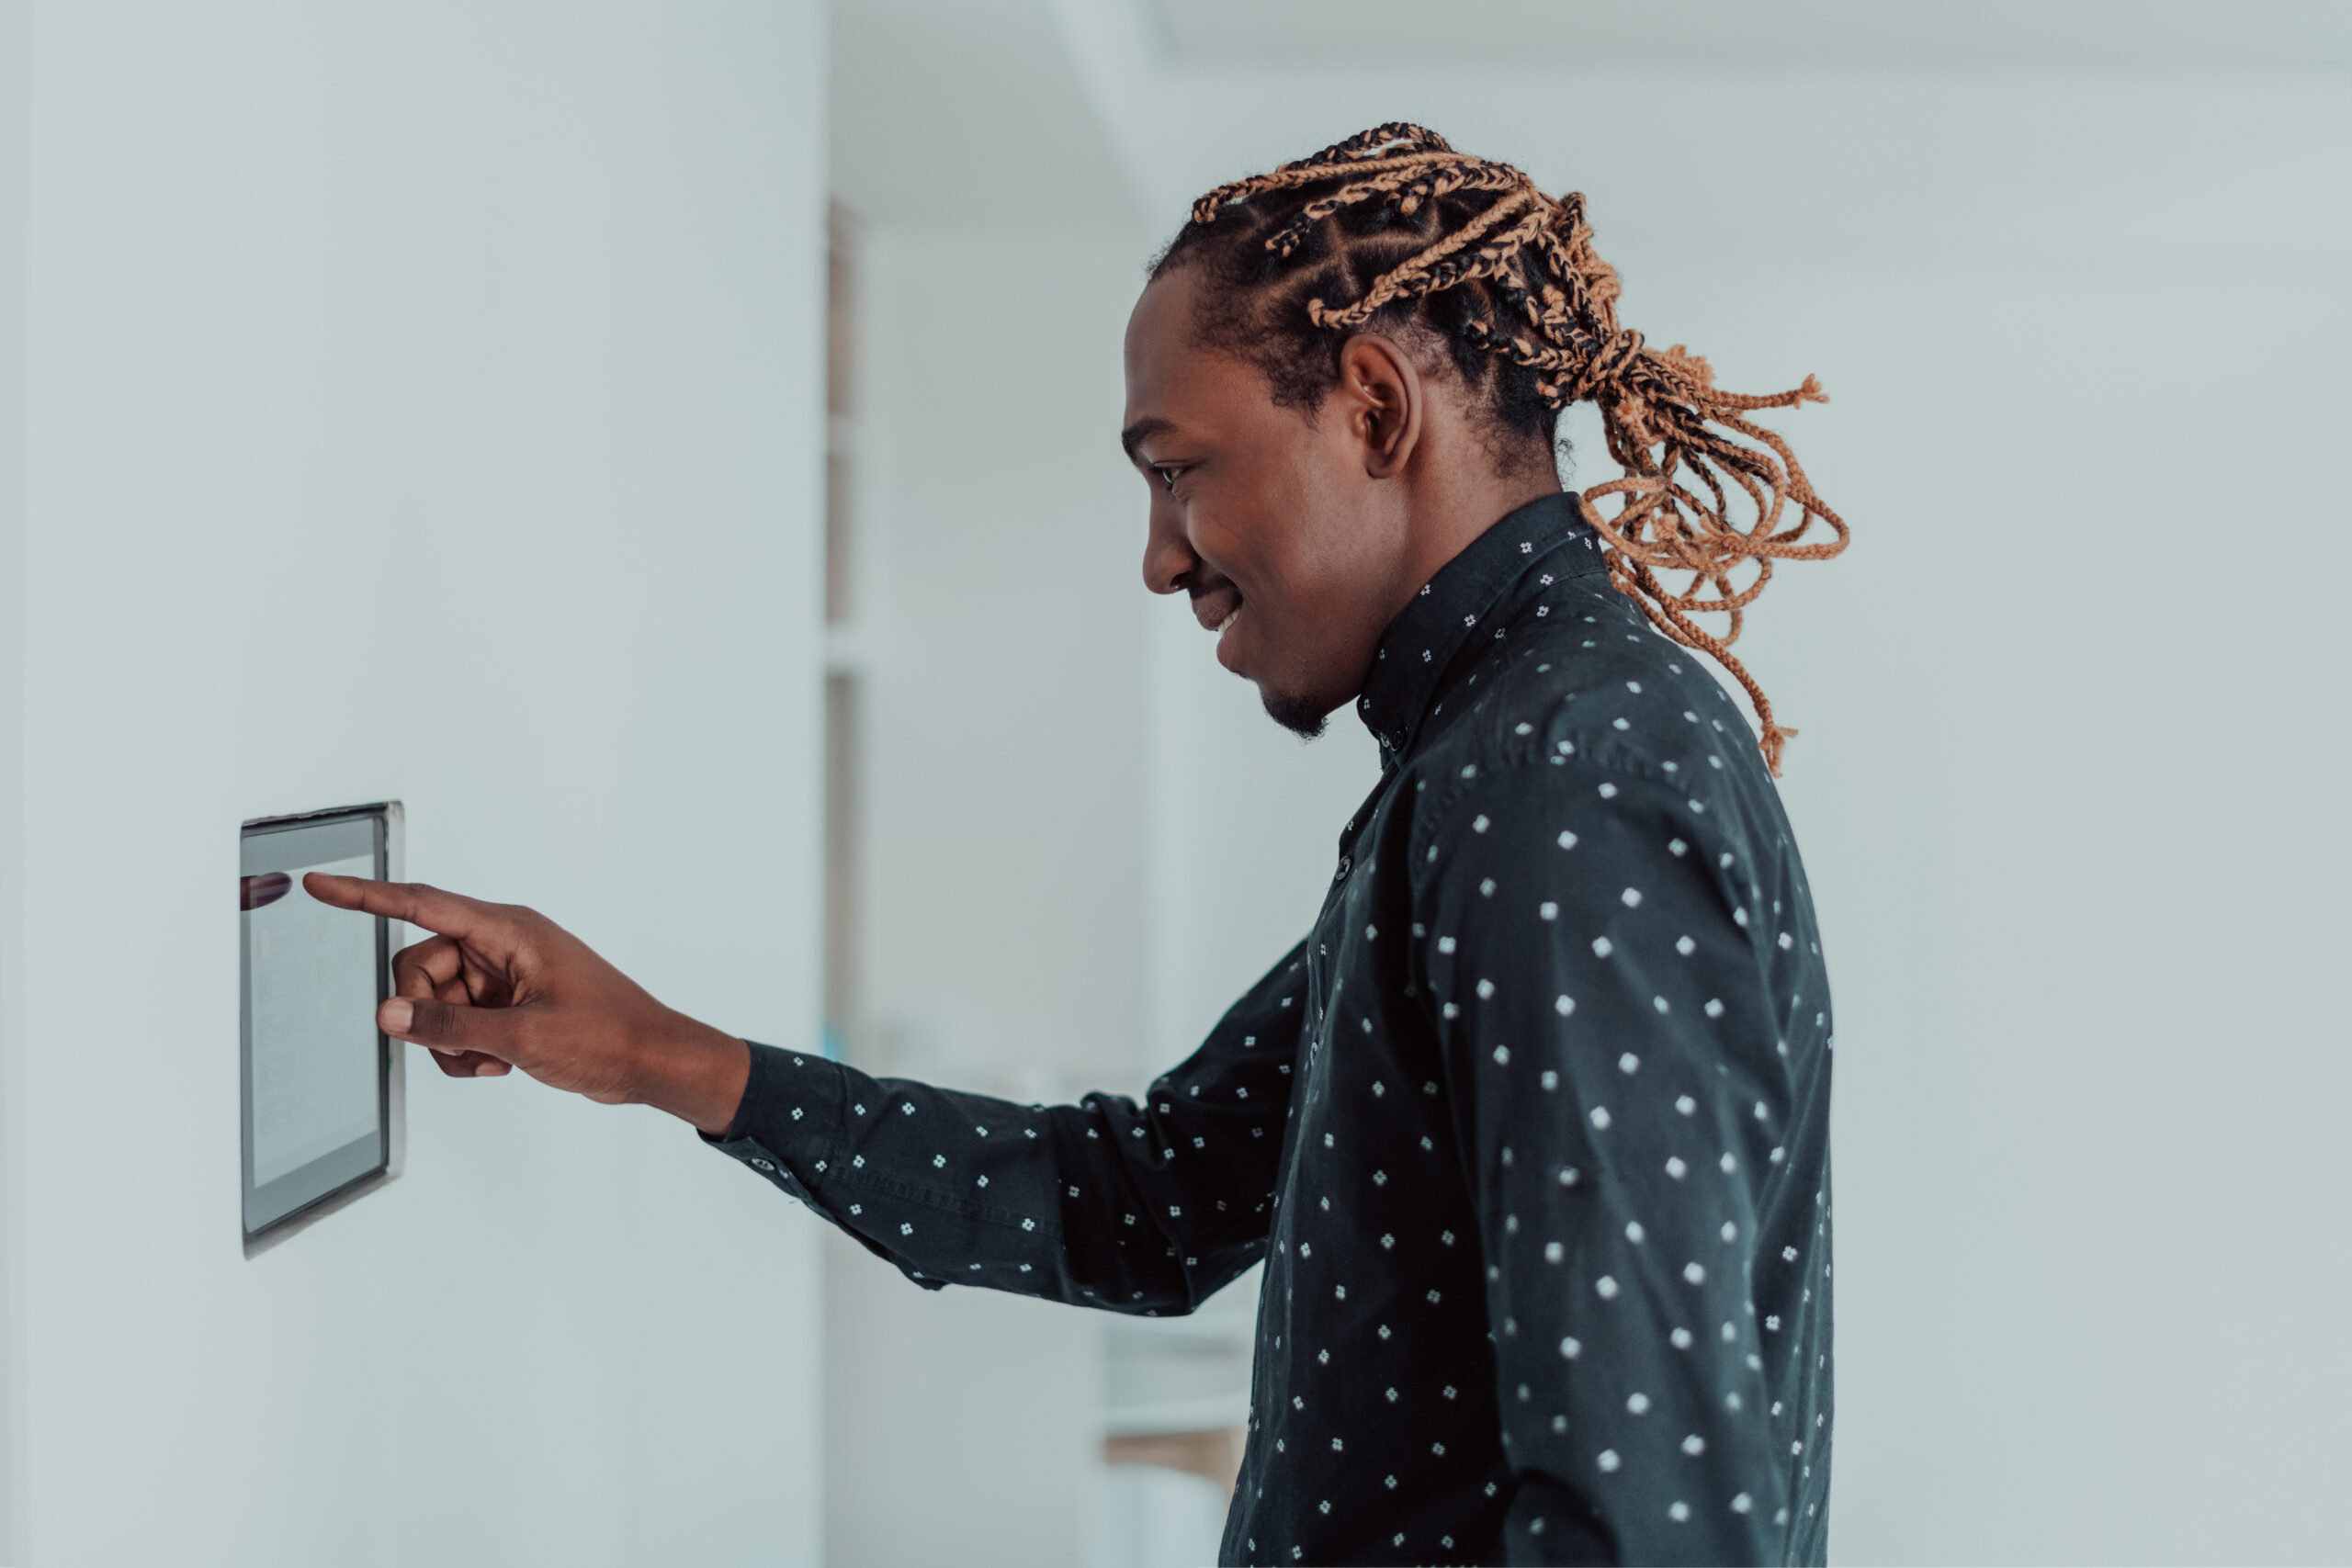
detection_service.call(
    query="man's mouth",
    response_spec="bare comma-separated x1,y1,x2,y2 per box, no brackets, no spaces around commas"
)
1193,584,1244,636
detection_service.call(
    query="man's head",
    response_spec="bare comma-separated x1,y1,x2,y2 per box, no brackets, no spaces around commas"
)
1121,133,1575,739
1123,264,1557,738
1119,124,1849,770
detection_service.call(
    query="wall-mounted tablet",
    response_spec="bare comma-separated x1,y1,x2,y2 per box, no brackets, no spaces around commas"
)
240,804,402,1243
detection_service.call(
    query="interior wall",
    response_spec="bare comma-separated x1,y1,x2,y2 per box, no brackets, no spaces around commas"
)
820,226,1152,1568
1,4,828,1563
852,231,1156,1101
1143,605,1381,1066
0,0,28,1554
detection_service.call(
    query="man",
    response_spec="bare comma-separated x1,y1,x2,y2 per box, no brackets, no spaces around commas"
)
312,125,1847,1565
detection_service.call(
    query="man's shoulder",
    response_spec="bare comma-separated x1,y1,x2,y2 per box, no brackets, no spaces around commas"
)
1408,613,1772,818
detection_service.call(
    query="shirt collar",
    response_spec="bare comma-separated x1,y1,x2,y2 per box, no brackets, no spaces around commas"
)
1354,490,1606,761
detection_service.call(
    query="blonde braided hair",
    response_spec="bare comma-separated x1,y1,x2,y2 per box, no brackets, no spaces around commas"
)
1166,124,1848,775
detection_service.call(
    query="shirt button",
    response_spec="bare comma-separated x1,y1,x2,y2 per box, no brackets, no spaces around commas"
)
1335,855,1351,880
750,1158,775,1172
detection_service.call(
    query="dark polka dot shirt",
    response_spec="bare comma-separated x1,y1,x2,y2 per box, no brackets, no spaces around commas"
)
708,491,1835,1565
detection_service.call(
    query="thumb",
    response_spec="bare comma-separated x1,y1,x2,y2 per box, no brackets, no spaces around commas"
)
379,996,520,1061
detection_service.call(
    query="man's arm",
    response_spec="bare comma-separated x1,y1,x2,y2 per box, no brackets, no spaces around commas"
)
1413,761,1794,1564
707,941,1306,1314
304,873,1303,1316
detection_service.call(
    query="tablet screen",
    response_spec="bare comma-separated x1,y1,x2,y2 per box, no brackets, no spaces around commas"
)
240,809,391,1238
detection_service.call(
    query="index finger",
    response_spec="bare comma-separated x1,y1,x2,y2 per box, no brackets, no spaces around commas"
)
303,874,516,947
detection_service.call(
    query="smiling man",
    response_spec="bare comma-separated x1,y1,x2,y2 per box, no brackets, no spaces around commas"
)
311,125,1849,1566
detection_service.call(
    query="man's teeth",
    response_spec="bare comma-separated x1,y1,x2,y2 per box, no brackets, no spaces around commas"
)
1216,607,1241,635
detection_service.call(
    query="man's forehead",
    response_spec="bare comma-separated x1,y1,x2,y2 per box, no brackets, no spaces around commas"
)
1124,274,1193,386
1127,265,1193,336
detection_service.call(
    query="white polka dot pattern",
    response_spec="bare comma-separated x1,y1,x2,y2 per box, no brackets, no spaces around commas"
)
708,494,1835,1566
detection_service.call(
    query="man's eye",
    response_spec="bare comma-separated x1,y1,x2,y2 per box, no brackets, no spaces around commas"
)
1153,466,1182,494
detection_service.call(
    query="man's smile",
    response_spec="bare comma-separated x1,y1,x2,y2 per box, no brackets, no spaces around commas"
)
1190,579,1244,636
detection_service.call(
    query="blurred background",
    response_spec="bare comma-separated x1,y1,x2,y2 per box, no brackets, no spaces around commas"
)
2,2,2347,1564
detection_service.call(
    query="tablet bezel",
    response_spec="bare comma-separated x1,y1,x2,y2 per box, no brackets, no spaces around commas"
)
239,802,405,1249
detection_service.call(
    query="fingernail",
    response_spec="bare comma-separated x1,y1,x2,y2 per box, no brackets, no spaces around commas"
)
380,998,413,1034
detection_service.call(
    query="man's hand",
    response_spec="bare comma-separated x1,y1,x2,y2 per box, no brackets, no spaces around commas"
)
302,874,751,1137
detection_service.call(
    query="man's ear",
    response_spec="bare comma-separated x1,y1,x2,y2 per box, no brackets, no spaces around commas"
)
1335,333,1424,479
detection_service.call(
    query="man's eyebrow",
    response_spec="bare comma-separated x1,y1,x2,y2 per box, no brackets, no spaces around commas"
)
1120,416,1175,464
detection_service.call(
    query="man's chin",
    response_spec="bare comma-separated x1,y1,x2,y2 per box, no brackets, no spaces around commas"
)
1258,684,1330,741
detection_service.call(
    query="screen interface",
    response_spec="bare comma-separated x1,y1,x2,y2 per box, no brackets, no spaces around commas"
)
241,811,389,1236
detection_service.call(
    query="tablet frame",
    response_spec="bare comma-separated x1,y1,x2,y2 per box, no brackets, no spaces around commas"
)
239,802,406,1251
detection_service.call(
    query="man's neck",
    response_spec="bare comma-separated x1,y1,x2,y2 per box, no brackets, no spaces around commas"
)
1385,470,1565,632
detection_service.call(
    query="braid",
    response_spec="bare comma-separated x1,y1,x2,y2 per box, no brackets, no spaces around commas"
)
1156,124,1849,776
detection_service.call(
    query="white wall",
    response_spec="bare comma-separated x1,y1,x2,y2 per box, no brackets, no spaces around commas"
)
0,0,29,1553
1143,601,1381,1067
821,225,1152,1568
852,233,1156,1100
0,4,830,1563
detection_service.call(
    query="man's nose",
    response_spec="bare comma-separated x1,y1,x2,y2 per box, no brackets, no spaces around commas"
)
1140,504,1197,597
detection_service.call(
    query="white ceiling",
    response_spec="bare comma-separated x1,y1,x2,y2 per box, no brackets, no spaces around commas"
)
830,0,1144,231
831,0,2352,265
1145,0,2352,71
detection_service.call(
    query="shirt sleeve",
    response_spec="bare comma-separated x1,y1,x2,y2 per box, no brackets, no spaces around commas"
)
703,939,1308,1316
1414,757,1792,1565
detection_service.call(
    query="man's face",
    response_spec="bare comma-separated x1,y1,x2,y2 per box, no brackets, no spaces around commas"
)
1121,267,1415,738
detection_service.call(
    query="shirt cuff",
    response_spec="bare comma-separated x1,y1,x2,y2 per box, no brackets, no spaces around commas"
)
697,1039,849,1205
